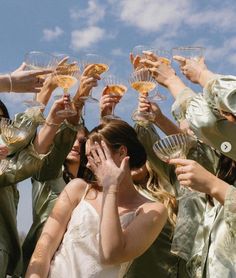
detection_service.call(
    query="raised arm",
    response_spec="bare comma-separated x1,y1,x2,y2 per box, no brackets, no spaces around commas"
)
88,141,167,265
25,178,87,278
0,63,52,93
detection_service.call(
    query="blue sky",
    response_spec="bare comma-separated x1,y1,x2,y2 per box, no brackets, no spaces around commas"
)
1,0,236,233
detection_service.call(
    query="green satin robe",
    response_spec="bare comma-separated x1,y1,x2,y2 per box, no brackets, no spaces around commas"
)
172,75,236,161
0,108,47,277
125,123,222,278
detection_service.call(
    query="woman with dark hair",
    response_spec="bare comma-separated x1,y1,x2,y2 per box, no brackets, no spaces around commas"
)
22,63,100,274
0,95,75,277
26,120,167,278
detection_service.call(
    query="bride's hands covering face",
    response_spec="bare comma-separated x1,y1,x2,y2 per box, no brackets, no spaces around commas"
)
87,140,130,190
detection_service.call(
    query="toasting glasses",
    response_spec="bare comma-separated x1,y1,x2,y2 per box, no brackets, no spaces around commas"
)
153,133,195,198
129,68,157,122
24,51,58,108
78,54,109,103
102,75,127,120
55,57,80,117
172,46,205,61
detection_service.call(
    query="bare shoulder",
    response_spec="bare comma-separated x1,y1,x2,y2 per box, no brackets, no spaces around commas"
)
62,178,88,205
138,201,168,219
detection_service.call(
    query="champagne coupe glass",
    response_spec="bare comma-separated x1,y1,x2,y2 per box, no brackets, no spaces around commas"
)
55,56,80,117
129,68,157,122
153,49,172,65
153,133,195,198
172,46,205,86
24,51,58,108
78,54,109,103
102,75,127,120
0,117,28,168
172,46,205,61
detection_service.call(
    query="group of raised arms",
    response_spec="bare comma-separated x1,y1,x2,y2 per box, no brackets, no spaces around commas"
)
0,48,235,278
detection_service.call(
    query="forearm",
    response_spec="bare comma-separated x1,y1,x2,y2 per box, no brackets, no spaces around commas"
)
25,234,52,277
209,176,230,205
100,189,125,264
0,74,11,92
166,76,188,99
34,124,77,181
36,80,57,107
154,114,181,135
198,69,216,88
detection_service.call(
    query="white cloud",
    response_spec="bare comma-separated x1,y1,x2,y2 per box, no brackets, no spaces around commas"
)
111,48,126,56
71,26,105,51
205,37,236,66
185,7,236,31
42,26,64,42
70,0,106,25
118,0,190,32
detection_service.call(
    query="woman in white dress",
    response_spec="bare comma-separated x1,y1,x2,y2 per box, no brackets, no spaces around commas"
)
26,120,167,278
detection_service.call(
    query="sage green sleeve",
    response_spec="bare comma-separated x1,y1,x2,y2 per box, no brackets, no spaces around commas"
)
33,122,78,182
203,75,236,115
0,141,48,187
224,185,236,236
171,87,197,122
186,95,236,161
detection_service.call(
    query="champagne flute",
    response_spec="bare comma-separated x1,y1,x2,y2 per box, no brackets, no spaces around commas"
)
55,57,80,117
24,51,58,108
78,54,109,103
102,75,127,120
153,133,195,198
129,68,157,122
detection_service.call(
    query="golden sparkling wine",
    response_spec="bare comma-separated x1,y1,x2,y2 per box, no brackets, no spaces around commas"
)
160,57,171,65
88,63,109,75
131,81,156,94
105,84,127,98
56,75,77,90
1,132,26,145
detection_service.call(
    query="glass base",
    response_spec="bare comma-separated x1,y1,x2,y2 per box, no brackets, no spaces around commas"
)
23,99,45,109
149,92,167,102
132,110,155,123
79,95,98,103
56,109,77,117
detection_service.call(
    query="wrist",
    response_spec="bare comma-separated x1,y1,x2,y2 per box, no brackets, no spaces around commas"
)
103,184,119,194
0,74,12,92
207,175,230,204
198,69,215,87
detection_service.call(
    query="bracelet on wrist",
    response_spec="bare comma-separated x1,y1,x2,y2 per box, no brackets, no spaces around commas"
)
44,120,61,127
105,188,119,194
7,74,12,93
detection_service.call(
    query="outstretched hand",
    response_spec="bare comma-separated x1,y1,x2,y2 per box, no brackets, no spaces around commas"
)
10,63,53,93
87,141,130,190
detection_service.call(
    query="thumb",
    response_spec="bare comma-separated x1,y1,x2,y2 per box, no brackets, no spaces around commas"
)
15,62,26,72
120,156,130,171
102,86,109,96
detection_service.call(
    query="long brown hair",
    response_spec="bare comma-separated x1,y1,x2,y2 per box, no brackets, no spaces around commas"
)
88,120,147,170
135,161,177,228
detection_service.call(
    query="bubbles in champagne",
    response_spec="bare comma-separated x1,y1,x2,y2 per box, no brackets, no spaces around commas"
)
105,85,127,97
56,75,77,90
131,81,156,94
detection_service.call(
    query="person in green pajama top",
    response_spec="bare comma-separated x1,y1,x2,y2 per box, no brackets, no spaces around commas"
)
22,61,101,273
138,51,236,160
137,51,236,277
0,96,71,277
